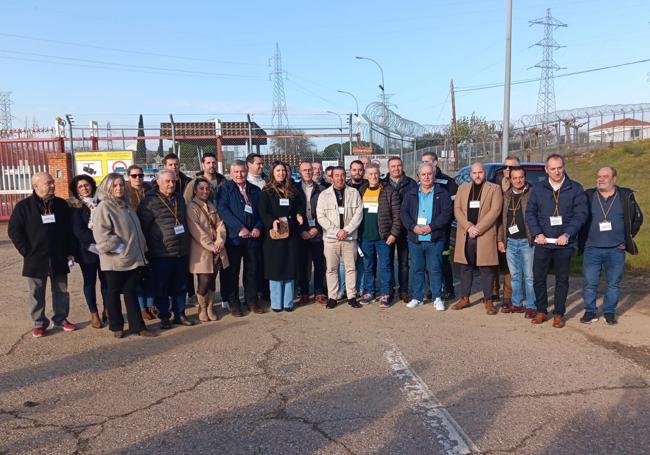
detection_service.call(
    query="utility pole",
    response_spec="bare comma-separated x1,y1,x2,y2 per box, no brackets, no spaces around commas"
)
450,79,458,170
502,0,513,162
348,113,353,156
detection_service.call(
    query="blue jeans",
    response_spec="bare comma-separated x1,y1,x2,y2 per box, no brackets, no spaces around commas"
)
137,266,155,310
408,240,444,301
151,256,188,319
270,280,294,310
361,238,393,296
338,254,364,295
583,246,626,314
505,239,536,309
79,261,107,314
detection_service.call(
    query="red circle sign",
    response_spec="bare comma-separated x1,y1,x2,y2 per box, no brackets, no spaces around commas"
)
112,160,127,170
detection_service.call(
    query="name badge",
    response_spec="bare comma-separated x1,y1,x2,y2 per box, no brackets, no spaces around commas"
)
508,225,520,235
87,222,93,229
469,200,480,209
364,202,378,213
244,204,253,214
435,178,448,185
279,198,290,206
174,225,185,235
599,221,612,232
417,217,428,225
550,216,563,226
41,214,56,224
308,219,316,227
338,206,345,215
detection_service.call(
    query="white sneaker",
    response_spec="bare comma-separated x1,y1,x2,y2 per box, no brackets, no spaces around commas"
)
406,299,423,309
433,298,445,311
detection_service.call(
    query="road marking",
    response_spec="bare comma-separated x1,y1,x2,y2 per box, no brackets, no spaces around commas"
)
385,345,479,455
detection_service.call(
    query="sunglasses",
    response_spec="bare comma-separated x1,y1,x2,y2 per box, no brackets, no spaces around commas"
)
130,174,144,178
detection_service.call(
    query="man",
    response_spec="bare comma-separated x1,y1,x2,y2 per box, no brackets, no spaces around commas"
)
400,163,453,310
312,161,324,185
358,164,401,307
421,151,458,300
125,164,151,209
323,166,335,188
381,156,417,302
452,162,503,315
342,159,366,296
154,153,192,196
217,160,264,316
138,169,194,329
183,152,225,205
296,161,327,305
9,172,77,337
579,167,643,325
497,167,536,318
347,160,366,190
316,166,364,309
526,154,588,328
246,153,266,190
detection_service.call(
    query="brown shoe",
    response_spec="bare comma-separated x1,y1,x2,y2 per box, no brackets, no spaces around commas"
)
141,309,154,321
230,307,242,318
500,303,514,313
251,303,264,314
147,307,159,319
532,312,548,324
552,315,565,328
196,294,209,322
511,305,525,314
451,296,471,310
315,294,327,305
525,308,536,319
90,312,103,329
484,300,498,315
399,292,410,303
299,295,310,305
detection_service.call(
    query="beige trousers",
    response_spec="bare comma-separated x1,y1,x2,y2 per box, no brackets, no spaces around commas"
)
323,240,358,300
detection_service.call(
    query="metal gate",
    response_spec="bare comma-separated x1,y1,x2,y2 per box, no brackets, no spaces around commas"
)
0,138,59,220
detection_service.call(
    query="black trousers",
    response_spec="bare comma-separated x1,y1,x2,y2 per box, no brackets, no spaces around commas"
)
187,273,196,298
298,239,327,296
441,251,454,293
533,246,573,316
225,244,260,307
105,270,146,333
457,236,494,300
392,235,410,294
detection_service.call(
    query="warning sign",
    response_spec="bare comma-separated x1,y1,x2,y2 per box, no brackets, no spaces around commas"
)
75,151,134,183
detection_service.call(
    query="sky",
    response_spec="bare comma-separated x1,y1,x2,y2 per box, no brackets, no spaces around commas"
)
2,0,649,136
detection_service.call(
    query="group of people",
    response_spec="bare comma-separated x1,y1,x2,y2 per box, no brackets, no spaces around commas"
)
7,149,643,339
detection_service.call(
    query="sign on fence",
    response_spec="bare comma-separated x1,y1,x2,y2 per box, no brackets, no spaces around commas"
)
75,151,134,182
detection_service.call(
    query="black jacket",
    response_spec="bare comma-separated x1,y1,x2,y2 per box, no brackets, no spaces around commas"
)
137,189,189,258
434,167,459,196
70,201,100,265
296,180,326,242
400,185,454,244
579,186,643,255
359,182,402,240
8,194,75,277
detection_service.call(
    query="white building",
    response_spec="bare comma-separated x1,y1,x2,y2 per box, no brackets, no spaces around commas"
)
589,118,650,143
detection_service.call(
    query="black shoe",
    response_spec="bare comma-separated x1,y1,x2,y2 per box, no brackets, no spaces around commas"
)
579,311,599,324
348,298,361,309
284,307,294,313
326,299,337,309
173,315,195,326
604,313,618,325
425,291,433,301
441,290,456,300
272,308,283,313
160,319,172,330
137,329,157,337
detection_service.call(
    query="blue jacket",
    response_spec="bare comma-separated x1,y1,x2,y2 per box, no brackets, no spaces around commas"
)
400,184,453,244
525,176,588,249
216,180,263,247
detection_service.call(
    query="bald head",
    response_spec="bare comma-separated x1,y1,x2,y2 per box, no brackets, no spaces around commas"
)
32,172,55,199
470,162,486,185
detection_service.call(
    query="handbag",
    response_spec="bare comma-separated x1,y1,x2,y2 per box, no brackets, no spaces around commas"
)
269,217,289,240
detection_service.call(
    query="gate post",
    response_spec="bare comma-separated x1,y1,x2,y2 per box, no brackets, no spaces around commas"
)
47,152,73,199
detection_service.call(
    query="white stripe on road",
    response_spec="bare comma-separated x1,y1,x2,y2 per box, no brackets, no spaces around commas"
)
385,345,479,455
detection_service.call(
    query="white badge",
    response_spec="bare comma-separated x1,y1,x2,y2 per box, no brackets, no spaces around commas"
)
599,221,612,232
508,225,520,235
308,219,316,227
338,206,345,215
550,216,563,226
435,178,448,185
174,225,185,235
365,202,378,213
469,200,481,209
244,204,253,214
87,221,93,229
279,198,290,206
417,217,428,225
41,214,56,224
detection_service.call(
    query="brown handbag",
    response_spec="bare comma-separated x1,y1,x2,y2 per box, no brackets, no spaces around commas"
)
269,218,289,240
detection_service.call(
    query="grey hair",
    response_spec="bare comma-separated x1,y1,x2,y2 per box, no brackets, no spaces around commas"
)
418,162,435,174
97,172,128,206
157,169,176,181
365,163,380,173
231,159,248,170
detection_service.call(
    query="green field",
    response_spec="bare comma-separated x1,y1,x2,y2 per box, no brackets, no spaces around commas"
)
566,140,650,271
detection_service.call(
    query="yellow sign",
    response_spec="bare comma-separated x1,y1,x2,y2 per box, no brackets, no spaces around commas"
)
74,151,134,182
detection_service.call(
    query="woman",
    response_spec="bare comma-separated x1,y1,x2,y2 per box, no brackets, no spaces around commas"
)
68,175,108,328
259,161,304,312
92,173,155,338
186,177,229,322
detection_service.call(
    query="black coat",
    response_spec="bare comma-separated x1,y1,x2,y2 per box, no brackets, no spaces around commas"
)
380,173,417,238
8,194,75,277
296,180,326,242
258,188,304,281
137,189,189,258
71,203,100,265
359,182,402,240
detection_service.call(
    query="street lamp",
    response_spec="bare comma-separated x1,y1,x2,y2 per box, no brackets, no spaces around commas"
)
337,90,359,118
355,56,389,154
327,110,344,162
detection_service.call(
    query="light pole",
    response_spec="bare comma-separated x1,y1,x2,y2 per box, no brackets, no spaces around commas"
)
337,90,361,144
356,56,388,154
502,0,513,162
327,110,344,163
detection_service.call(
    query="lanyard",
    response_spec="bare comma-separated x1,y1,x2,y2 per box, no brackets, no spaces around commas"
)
157,194,180,226
552,188,561,217
237,184,251,206
192,201,217,240
470,183,483,201
41,199,52,215
596,191,618,222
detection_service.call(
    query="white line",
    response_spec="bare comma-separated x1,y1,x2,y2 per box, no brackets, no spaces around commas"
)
385,345,479,455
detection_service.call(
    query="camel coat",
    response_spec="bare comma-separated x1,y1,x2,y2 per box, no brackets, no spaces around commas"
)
454,181,503,266
186,197,229,274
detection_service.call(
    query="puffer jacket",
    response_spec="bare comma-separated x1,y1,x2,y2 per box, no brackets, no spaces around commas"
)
137,189,189,258
359,182,401,240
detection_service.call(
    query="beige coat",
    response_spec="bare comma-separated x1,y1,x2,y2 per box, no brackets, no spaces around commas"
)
186,197,229,274
454,181,503,266
316,185,363,242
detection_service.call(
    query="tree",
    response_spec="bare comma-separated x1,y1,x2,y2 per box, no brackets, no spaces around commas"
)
135,114,146,164
271,128,316,155
157,139,164,157
415,133,446,148
444,113,497,143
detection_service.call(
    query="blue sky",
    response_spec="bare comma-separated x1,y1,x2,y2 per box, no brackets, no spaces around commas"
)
2,0,649,133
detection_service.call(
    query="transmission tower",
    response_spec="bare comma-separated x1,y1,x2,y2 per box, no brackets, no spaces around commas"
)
0,92,13,136
529,8,567,126
270,43,290,130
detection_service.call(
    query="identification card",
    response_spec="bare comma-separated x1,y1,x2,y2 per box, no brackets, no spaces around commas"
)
435,178,448,185
87,222,93,229
88,244,99,255
417,217,428,225
279,198,290,206
244,204,253,214
599,221,612,232
111,243,125,254
174,225,185,235
508,225,520,235
365,202,378,213
469,200,480,209
550,216,563,226
338,206,345,215
308,219,316,227
41,214,56,224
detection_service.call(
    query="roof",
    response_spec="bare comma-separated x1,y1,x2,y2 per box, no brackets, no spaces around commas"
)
589,118,650,131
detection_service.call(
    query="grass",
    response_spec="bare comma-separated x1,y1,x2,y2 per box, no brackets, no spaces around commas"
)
566,140,650,271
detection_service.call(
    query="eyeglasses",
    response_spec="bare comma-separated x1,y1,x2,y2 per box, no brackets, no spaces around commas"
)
130,174,144,178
